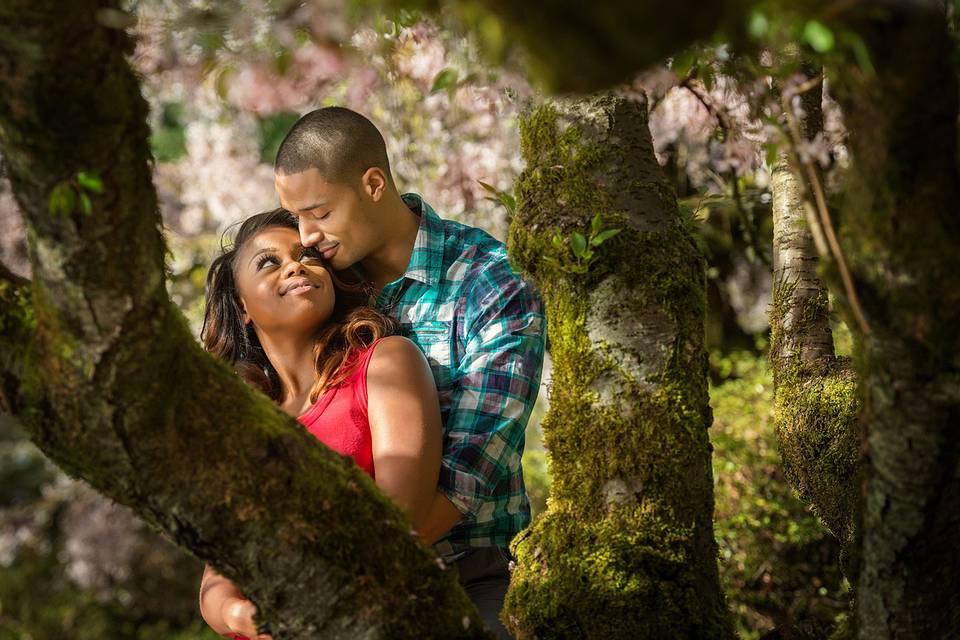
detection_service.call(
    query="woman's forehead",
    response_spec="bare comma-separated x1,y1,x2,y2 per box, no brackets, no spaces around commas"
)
244,226,299,250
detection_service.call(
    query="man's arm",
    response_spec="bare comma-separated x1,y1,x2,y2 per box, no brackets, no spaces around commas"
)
437,259,546,523
420,492,466,544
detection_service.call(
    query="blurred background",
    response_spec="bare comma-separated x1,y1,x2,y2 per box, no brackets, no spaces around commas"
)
0,2,854,638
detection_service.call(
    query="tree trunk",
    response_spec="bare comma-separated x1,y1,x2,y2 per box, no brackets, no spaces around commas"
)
0,3,487,638
503,94,733,639
768,74,860,560
834,4,960,638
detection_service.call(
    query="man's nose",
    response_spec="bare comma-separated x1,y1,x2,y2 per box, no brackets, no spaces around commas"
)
299,220,323,248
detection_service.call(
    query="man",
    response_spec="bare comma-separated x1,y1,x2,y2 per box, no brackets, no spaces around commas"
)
272,106,545,637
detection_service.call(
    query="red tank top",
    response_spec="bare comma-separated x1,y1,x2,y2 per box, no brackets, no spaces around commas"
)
296,338,384,478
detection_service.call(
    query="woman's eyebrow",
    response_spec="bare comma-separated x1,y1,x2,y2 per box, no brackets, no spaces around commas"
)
247,247,277,266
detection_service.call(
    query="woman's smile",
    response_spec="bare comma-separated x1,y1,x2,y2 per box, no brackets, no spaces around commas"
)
280,277,318,296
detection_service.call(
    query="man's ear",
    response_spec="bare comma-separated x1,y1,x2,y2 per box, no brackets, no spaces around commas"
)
361,167,388,202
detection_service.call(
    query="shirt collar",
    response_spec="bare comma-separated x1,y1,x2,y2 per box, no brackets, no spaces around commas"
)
400,192,444,287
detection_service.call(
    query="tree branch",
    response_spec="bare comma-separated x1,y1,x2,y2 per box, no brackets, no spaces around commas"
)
0,2,487,637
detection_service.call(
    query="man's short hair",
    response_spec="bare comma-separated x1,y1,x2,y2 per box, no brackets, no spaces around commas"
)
274,107,394,186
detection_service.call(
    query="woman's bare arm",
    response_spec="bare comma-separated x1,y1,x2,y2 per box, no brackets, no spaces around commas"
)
365,336,444,533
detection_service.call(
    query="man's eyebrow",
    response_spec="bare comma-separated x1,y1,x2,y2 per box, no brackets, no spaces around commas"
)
297,201,328,213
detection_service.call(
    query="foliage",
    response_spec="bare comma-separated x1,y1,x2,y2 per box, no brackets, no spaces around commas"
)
545,214,622,275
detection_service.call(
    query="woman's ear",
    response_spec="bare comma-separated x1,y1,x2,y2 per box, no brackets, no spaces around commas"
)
239,297,250,326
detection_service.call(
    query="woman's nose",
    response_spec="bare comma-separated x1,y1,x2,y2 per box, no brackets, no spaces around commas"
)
283,259,307,278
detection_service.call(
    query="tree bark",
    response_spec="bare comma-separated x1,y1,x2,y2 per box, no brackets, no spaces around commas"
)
833,3,960,638
0,3,487,638
503,94,734,639
768,74,860,558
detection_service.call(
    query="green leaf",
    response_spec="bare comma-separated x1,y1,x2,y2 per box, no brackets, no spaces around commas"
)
748,10,769,39
570,232,587,258
670,50,697,79
551,233,564,250
842,30,876,77
498,192,516,214
478,180,499,196
765,142,780,168
76,171,103,194
590,228,622,246
591,214,602,235
78,192,93,216
802,20,834,53
479,181,516,213
430,68,459,94
48,182,76,217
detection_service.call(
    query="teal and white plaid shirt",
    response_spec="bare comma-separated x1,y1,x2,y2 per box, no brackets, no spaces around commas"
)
377,193,546,562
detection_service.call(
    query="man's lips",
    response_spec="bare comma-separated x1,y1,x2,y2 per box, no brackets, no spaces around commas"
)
318,243,339,260
280,277,316,295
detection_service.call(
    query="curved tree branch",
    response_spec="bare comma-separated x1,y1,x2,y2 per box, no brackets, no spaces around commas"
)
0,2,487,638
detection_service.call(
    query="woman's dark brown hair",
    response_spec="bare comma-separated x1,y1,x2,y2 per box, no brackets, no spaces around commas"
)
200,208,396,403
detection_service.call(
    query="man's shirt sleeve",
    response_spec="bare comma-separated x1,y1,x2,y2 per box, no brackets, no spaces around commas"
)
437,258,546,518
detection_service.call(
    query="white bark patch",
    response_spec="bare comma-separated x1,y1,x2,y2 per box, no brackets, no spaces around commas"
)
603,477,644,507
585,276,676,407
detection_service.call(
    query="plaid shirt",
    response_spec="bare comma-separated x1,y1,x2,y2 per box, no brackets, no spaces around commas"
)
376,193,546,562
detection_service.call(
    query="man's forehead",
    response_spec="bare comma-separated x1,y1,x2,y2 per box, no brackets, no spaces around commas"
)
276,169,339,209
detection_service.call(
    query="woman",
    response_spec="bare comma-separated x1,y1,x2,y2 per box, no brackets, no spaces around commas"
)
197,209,443,639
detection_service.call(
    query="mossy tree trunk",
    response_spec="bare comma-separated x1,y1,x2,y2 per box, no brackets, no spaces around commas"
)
0,3,488,638
503,94,733,639
769,74,859,563
833,4,960,638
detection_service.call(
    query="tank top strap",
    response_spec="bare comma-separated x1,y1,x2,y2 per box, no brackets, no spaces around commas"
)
350,336,389,412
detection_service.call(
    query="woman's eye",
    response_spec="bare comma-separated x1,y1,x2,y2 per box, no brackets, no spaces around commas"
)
255,255,279,270
300,248,323,262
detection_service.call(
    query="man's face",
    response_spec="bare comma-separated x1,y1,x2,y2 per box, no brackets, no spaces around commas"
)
274,168,378,271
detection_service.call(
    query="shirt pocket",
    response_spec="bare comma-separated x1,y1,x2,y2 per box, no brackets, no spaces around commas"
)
401,321,454,393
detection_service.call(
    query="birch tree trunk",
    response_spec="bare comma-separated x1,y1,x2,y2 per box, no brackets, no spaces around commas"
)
0,3,487,638
769,75,859,562
503,94,734,639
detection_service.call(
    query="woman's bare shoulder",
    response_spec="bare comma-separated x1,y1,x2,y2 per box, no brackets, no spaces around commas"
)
366,335,433,392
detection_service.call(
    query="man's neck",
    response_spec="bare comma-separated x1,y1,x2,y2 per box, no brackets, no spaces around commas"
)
361,192,421,291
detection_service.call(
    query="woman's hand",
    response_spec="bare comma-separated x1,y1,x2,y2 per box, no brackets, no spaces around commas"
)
221,596,272,639
200,564,272,640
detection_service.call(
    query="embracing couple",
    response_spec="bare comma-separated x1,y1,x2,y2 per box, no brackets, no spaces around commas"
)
196,107,546,639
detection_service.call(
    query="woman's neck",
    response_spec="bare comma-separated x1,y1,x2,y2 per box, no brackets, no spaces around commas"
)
256,329,317,414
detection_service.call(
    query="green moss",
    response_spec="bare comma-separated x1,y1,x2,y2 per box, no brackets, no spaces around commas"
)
768,272,861,551
504,97,731,638
773,363,859,543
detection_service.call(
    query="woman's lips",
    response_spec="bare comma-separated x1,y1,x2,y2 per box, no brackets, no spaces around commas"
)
281,277,315,295
287,284,314,295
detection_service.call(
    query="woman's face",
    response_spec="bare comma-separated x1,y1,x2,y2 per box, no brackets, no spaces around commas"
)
234,226,335,339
